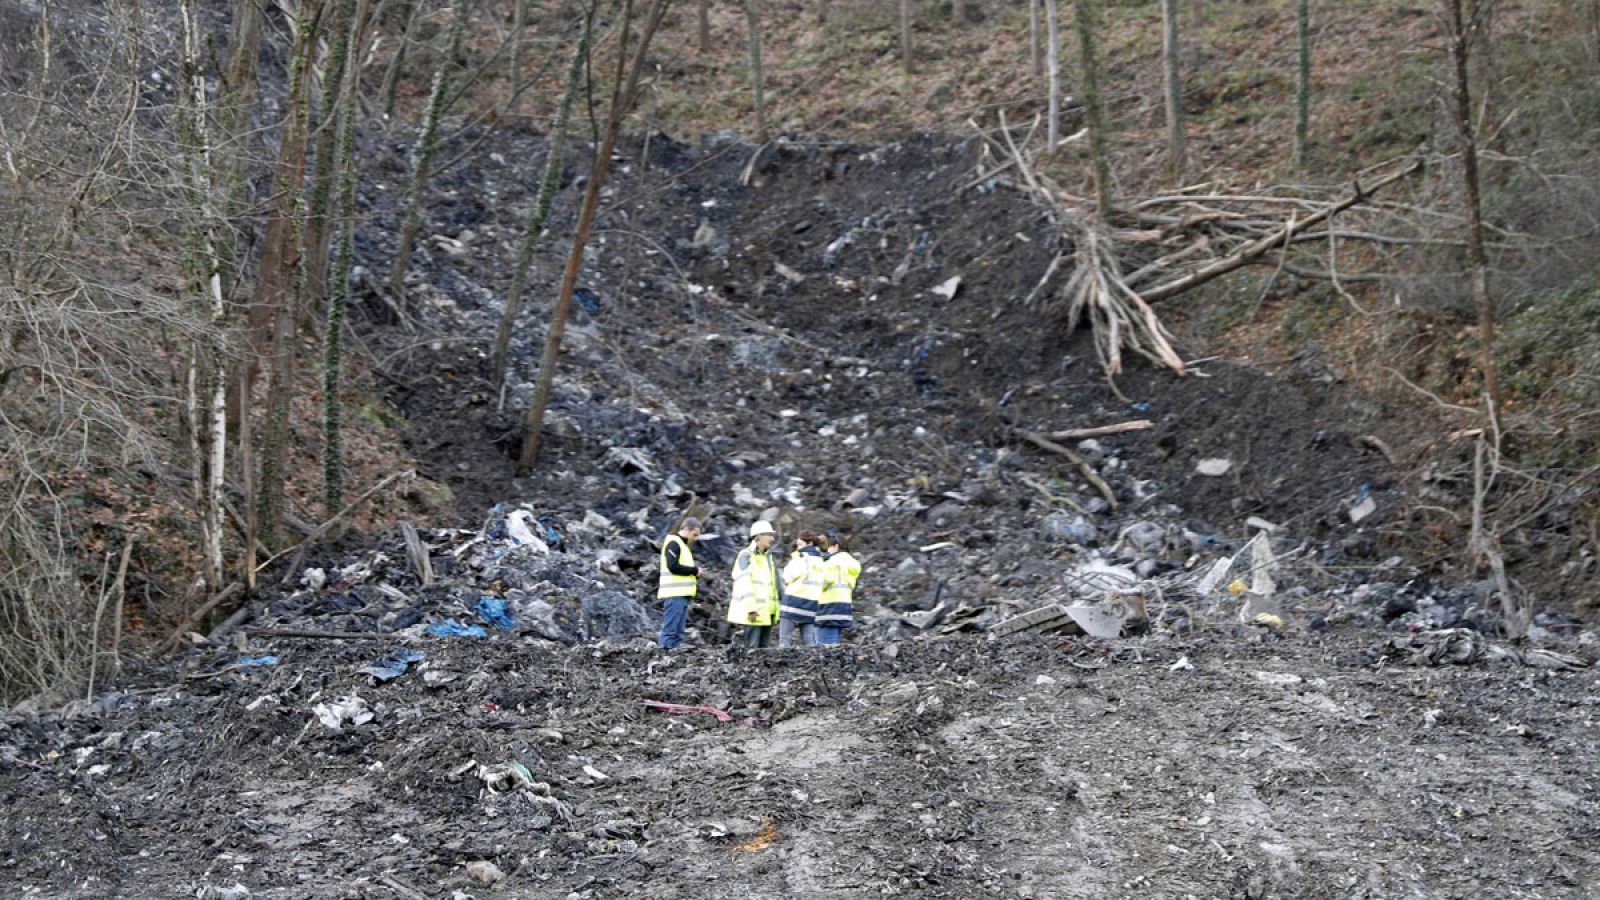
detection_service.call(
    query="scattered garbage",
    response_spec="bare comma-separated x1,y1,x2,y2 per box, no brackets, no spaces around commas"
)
463,760,536,793
311,695,373,731
642,700,733,722
991,604,1124,639
1196,458,1233,476
475,597,515,630
427,620,488,638
236,655,279,667
359,648,426,683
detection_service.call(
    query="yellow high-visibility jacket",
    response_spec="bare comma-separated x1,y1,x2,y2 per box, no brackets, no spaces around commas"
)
818,550,860,627
726,542,779,626
657,534,698,599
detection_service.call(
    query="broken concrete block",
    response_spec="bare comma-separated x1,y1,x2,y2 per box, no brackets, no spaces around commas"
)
991,605,1074,637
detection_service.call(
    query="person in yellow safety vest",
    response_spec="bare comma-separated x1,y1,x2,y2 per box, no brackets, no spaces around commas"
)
779,529,828,648
656,517,701,650
817,532,860,646
726,520,781,648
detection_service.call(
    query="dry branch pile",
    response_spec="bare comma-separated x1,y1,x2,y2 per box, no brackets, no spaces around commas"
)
972,114,1424,376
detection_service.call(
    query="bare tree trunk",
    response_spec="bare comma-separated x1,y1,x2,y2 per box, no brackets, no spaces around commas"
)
698,0,711,53
389,0,469,300
1189,0,1203,27
818,0,829,24
954,0,967,25
323,1,369,514
255,4,325,544
507,0,528,116
493,17,590,386
1294,0,1311,168
744,0,768,141
1030,0,1043,77
1161,0,1185,183
380,0,422,118
306,0,354,309
521,0,667,471
900,0,913,74
1044,0,1060,149
179,0,228,593
1440,0,1501,425
1073,0,1113,215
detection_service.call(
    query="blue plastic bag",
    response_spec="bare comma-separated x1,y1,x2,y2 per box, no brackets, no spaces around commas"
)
426,619,487,638
476,597,515,630
360,648,426,683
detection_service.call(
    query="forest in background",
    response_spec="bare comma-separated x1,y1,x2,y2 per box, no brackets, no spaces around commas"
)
2,0,1598,703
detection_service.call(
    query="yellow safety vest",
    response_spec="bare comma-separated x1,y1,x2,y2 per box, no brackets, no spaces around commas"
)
726,544,779,626
657,534,697,599
780,551,828,621
821,551,860,607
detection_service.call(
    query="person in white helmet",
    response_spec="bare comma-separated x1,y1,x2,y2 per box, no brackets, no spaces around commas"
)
726,520,781,648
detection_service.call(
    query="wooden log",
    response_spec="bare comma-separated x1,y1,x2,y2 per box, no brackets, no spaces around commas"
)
247,628,388,640
1047,419,1153,440
1014,429,1118,510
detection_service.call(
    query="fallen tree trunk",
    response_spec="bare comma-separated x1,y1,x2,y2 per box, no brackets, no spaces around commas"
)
1139,158,1423,303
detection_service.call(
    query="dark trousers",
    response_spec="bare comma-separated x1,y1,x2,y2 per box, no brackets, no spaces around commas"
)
659,596,689,649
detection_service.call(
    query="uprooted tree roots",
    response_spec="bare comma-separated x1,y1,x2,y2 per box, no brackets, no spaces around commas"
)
972,114,1424,377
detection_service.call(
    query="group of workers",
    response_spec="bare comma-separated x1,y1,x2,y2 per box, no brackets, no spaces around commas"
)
655,517,862,650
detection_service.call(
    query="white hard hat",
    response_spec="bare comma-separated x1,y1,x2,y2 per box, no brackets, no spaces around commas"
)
749,520,776,538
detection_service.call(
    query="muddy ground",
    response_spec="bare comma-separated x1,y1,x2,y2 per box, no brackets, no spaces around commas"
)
3,127,1598,898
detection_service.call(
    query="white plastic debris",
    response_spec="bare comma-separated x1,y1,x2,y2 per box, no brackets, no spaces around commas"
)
505,510,550,553
1196,458,1233,477
311,695,373,731
931,275,962,300
1349,496,1378,524
582,764,610,782
1168,656,1194,671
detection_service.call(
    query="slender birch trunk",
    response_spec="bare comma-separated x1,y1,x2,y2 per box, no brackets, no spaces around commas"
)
179,0,228,593
1161,0,1186,182
1044,0,1060,150
744,0,768,141
1073,0,1113,215
493,20,590,386
389,0,468,299
698,0,711,53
